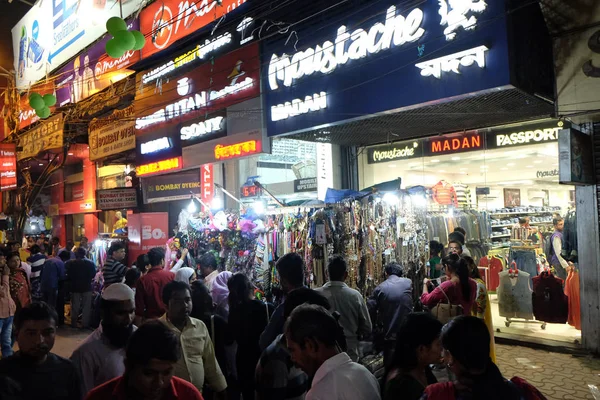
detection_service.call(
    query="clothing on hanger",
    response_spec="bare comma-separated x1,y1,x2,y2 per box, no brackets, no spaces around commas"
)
532,271,568,324
431,181,458,207
497,270,533,320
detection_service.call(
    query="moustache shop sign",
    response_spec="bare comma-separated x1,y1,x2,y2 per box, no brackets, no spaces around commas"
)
263,0,510,138
267,6,425,90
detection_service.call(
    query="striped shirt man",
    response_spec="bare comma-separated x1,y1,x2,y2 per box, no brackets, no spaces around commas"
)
255,334,308,400
27,251,46,301
102,257,127,286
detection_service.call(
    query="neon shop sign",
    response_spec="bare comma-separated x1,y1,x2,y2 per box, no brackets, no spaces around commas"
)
181,116,225,140
142,32,233,84
271,92,327,121
140,137,172,155
267,6,425,90
136,157,182,176
135,76,254,129
214,140,260,160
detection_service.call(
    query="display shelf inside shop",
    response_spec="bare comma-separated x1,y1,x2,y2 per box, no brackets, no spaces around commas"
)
490,234,511,239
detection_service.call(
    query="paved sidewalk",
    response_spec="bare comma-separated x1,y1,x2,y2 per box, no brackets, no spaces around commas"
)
496,344,600,400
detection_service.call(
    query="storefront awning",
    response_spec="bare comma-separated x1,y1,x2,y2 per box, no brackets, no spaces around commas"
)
285,88,554,147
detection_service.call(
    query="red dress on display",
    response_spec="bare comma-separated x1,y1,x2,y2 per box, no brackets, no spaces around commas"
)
564,269,581,330
478,256,504,291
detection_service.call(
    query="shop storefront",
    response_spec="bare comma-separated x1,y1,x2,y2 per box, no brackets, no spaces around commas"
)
361,119,581,344
259,0,586,347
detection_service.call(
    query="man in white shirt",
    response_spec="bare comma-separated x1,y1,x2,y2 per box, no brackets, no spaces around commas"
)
197,253,219,292
70,283,136,395
315,256,372,361
285,304,381,400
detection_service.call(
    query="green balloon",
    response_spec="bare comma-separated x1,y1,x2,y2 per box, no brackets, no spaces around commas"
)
131,30,146,51
106,16,127,35
113,30,135,51
43,94,57,107
29,93,45,110
106,38,126,59
36,106,51,119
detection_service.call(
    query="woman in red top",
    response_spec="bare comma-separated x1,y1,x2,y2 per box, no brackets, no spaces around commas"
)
7,252,30,313
421,254,477,316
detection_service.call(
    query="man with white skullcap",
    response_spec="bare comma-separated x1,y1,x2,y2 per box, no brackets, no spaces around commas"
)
71,283,136,395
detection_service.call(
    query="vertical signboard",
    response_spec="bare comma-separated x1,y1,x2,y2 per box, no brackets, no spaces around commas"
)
201,164,214,211
0,144,17,191
316,143,333,201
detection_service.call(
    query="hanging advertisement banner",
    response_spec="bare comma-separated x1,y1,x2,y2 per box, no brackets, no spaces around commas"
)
135,42,260,131
96,188,139,210
139,0,247,59
12,0,142,89
89,105,136,161
143,169,201,204
201,164,214,211
0,144,17,191
17,113,64,161
55,19,140,107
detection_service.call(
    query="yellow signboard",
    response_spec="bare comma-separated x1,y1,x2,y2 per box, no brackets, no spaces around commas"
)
17,113,64,161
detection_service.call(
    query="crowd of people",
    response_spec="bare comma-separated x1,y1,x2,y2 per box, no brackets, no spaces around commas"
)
0,232,545,400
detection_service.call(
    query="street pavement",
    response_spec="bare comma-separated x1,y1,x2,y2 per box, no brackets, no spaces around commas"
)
496,344,600,400
49,329,600,400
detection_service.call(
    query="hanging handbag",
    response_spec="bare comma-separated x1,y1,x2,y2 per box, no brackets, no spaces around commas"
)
430,285,463,324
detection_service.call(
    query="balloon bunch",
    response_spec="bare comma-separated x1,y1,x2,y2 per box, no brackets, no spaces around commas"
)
105,17,146,59
28,92,56,119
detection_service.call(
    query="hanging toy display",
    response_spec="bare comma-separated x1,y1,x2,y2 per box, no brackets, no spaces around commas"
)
105,17,146,59
28,92,56,119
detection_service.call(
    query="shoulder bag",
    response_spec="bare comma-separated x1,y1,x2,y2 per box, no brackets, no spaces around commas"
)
431,285,463,324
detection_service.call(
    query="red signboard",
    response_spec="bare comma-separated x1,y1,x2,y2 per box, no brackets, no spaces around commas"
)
18,82,56,130
135,42,260,131
140,0,246,59
241,185,261,198
427,133,484,155
128,212,169,262
141,212,169,251
72,182,85,201
0,143,17,191
214,139,260,160
201,164,213,212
